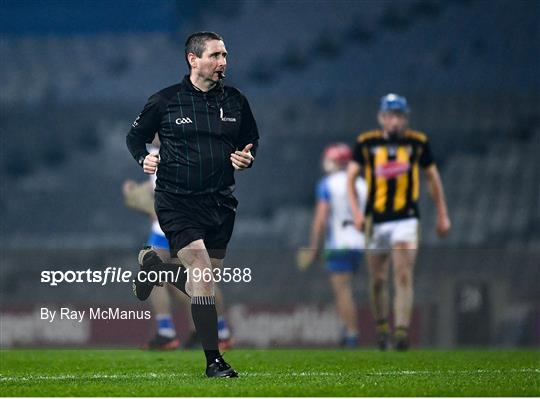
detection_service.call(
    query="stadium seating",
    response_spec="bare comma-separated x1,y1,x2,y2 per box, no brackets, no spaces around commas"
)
1,0,538,250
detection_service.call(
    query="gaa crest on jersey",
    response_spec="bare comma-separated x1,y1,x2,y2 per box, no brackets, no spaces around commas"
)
175,117,193,125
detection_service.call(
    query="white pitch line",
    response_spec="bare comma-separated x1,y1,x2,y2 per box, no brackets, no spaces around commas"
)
0,368,538,383
366,368,540,377
0,372,190,382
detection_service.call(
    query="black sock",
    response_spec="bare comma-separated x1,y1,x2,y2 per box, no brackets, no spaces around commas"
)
142,250,190,297
395,326,408,339
376,319,389,334
158,262,189,297
191,296,220,365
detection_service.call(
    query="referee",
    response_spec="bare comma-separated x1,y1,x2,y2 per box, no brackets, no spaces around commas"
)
126,32,259,378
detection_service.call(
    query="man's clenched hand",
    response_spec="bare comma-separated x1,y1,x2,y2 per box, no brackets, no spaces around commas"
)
230,144,254,170
143,153,160,174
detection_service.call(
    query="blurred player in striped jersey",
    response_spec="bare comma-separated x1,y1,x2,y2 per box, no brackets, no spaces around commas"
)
347,94,450,350
298,143,367,347
123,138,233,351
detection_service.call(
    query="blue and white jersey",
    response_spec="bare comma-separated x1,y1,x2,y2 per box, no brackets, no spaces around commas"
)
317,170,367,250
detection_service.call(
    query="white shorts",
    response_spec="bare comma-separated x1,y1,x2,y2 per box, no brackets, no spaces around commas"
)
368,218,419,251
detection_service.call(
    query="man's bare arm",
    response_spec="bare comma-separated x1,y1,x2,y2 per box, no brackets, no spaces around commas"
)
424,164,451,237
347,161,364,231
122,180,156,217
309,200,330,253
297,199,329,270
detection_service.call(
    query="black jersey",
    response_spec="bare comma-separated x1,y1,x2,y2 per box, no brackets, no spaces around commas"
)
126,75,259,196
353,129,435,223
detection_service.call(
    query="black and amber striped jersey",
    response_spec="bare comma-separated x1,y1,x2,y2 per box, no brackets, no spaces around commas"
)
352,129,435,223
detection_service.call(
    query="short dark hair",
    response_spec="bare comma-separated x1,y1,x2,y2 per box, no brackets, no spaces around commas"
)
185,31,224,69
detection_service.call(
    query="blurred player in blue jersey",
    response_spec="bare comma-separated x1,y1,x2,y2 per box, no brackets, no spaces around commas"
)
298,143,367,347
123,139,233,351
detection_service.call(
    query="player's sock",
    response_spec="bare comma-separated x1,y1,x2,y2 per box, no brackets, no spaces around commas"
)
394,325,409,351
376,319,390,334
217,316,231,341
191,296,220,365
158,262,189,297
395,326,408,340
156,314,176,338
394,325,408,337
376,319,390,350
342,330,359,348
137,248,189,297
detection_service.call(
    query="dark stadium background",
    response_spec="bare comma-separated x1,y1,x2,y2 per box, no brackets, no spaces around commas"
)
0,0,538,349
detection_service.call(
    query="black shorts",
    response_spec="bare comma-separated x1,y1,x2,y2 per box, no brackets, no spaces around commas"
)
154,191,237,259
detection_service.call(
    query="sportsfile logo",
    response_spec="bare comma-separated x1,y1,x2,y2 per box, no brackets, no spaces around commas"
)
175,117,193,125
40,267,252,286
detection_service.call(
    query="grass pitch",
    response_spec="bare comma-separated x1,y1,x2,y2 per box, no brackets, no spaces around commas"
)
1,349,538,396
